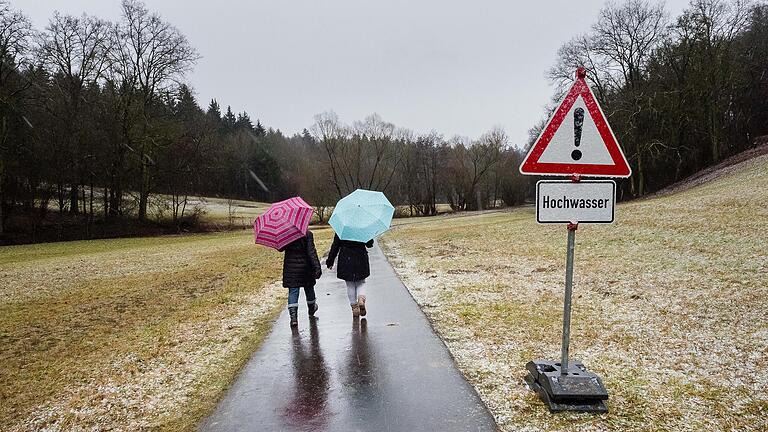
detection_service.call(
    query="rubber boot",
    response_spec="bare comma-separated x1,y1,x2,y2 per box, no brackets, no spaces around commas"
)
308,302,318,317
289,306,298,326
357,295,367,317
351,303,360,318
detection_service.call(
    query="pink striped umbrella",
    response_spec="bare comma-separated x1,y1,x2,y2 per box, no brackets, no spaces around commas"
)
253,197,314,250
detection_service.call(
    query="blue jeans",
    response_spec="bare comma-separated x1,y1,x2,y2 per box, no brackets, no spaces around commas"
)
288,286,316,308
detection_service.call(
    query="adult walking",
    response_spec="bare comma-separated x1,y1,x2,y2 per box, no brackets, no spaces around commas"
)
280,230,322,327
326,234,374,318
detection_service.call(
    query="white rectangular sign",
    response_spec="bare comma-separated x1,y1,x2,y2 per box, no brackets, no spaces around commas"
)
536,180,616,224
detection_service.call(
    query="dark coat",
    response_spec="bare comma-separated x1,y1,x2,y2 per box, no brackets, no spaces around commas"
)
280,231,322,288
326,234,374,282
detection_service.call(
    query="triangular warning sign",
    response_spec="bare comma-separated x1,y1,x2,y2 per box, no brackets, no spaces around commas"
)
520,68,631,178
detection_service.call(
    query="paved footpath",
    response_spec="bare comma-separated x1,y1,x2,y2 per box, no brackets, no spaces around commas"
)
200,244,498,432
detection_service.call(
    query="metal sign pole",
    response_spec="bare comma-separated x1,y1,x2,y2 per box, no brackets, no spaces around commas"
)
560,90,585,375
560,224,577,374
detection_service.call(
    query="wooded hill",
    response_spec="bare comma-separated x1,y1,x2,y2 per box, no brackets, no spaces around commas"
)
0,0,766,244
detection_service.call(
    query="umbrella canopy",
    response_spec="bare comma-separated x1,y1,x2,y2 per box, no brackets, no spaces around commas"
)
329,189,395,242
253,197,314,250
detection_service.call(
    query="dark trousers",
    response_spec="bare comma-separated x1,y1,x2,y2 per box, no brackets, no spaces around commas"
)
288,286,316,308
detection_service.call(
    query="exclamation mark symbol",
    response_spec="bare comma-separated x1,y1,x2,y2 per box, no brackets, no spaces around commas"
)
572,107,584,161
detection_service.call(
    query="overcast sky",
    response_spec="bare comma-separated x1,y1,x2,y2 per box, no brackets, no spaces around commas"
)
15,0,691,146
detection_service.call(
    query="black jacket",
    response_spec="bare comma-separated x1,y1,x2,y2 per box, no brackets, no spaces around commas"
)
280,231,322,288
326,234,374,282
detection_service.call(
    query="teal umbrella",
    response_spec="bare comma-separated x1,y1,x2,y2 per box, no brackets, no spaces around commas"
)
329,189,395,242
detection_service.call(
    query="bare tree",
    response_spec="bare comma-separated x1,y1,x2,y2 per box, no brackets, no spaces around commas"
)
548,34,612,103
38,13,112,96
111,0,198,221
418,133,446,215
593,0,668,91
38,12,112,216
473,127,506,210
400,132,446,216
352,113,399,190
684,0,753,162
590,0,668,196
446,128,505,211
0,0,32,84
312,112,404,197
311,111,347,196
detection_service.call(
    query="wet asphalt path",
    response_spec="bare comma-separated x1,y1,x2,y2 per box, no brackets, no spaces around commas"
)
199,244,498,432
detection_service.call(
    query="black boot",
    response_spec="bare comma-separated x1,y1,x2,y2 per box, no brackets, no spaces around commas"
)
308,302,318,317
289,306,298,326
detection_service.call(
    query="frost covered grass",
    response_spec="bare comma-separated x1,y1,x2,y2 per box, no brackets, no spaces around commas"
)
381,155,768,431
0,228,332,431
187,196,268,227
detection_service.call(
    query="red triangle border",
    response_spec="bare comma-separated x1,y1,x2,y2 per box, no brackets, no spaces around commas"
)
519,76,631,177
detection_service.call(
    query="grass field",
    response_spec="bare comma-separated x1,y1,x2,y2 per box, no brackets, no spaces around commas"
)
0,227,332,431
183,196,269,227
3,155,766,431
381,154,768,431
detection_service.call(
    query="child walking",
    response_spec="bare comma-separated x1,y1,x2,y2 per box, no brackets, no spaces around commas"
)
326,234,374,318
279,230,322,326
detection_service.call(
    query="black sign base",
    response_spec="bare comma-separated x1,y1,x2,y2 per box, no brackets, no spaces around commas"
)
524,360,609,413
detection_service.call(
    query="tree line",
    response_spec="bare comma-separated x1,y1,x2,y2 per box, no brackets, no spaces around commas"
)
1,0,765,244
300,0,768,213
0,0,529,244
305,112,524,219
546,0,767,198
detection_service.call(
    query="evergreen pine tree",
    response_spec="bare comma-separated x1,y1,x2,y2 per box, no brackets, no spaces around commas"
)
236,111,254,131
176,85,201,122
301,128,314,145
254,120,266,136
207,99,221,120
223,105,237,131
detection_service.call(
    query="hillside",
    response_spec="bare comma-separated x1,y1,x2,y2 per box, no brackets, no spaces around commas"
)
651,142,768,198
381,152,768,431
